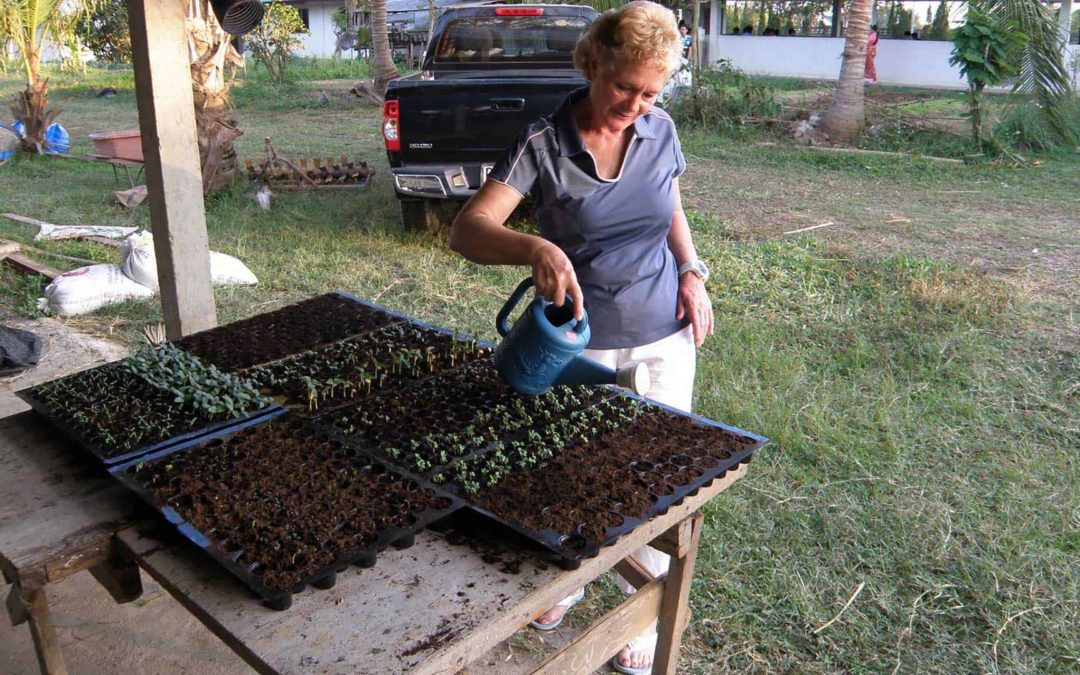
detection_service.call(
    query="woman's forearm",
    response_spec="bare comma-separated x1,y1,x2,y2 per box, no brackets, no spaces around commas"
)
449,213,547,266
448,182,544,265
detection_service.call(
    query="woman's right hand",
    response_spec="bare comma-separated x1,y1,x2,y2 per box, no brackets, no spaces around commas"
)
528,239,584,321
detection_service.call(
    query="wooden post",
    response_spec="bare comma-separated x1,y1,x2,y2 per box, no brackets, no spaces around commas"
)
831,0,842,37
128,0,218,339
652,512,704,675
12,584,68,675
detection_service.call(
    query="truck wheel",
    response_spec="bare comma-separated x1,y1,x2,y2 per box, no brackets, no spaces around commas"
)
398,198,461,233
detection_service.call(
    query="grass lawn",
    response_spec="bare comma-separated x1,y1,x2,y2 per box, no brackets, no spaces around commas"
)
2,66,1078,673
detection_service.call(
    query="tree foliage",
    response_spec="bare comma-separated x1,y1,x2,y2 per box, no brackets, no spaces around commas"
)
986,0,1076,147
949,5,1021,150
79,0,131,64
247,1,307,83
930,0,951,39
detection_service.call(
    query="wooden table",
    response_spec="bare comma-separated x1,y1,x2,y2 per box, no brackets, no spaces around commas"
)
2,410,749,675
86,154,145,188
0,412,141,675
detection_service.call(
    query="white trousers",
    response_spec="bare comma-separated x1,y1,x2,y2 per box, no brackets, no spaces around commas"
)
565,325,697,600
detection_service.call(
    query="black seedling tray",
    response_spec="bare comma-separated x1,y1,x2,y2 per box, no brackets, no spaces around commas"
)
17,366,284,467
246,316,495,417
173,291,409,372
109,412,464,610
455,395,767,568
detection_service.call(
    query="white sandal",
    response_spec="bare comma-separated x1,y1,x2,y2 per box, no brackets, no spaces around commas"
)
611,630,658,675
528,587,585,631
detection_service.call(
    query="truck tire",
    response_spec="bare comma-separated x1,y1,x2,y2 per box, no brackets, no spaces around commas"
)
398,198,461,232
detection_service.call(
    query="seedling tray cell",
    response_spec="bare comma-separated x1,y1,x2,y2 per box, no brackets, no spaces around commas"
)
17,361,285,466
458,394,767,565
174,292,407,372
109,414,463,610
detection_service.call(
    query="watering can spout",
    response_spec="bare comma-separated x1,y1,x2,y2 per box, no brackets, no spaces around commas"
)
555,357,650,396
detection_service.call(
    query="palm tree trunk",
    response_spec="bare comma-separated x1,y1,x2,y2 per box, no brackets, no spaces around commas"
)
13,44,49,152
14,79,49,153
821,0,872,141
372,0,398,95
187,1,242,193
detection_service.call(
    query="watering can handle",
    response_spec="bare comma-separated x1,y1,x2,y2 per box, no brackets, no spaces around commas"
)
496,277,587,337
497,278,536,337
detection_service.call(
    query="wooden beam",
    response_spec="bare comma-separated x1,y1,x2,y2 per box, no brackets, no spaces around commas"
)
653,512,705,675
533,579,664,675
128,0,218,339
3,253,63,281
650,516,694,559
0,239,21,257
614,555,656,591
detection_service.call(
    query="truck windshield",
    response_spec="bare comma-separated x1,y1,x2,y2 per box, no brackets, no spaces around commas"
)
433,16,590,65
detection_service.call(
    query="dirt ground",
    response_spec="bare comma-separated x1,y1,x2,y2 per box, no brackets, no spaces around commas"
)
678,149,1078,304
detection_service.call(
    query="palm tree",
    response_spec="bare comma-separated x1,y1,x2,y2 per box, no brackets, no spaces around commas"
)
985,0,1075,145
371,0,398,95
1,0,97,152
186,1,244,193
820,0,872,141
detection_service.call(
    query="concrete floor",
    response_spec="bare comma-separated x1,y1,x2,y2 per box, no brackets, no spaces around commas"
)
0,318,600,674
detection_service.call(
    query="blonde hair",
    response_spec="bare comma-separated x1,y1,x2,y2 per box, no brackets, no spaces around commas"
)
573,1,682,80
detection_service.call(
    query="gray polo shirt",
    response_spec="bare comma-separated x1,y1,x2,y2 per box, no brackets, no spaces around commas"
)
488,87,687,350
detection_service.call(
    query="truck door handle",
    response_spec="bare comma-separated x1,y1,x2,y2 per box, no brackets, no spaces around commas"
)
490,97,525,112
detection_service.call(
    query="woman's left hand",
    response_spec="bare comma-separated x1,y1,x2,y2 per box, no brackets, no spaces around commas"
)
676,274,714,346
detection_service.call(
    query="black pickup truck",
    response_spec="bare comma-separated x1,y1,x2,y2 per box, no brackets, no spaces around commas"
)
382,4,597,229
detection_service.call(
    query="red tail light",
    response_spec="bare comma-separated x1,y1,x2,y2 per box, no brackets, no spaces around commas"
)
495,7,543,16
383,100,400,152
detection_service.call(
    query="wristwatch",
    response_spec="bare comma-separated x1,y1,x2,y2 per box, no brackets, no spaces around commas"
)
678,260,710,283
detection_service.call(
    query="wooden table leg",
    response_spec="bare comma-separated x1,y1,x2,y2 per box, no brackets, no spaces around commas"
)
652,511,704,675
89,544,144,604
8,583,68,675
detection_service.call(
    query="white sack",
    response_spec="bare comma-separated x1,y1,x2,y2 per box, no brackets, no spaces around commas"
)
120,230,258,290
37,264,154,316
210,251,259,286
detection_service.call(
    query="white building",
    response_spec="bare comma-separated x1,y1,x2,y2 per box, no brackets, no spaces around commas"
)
281,0,495,59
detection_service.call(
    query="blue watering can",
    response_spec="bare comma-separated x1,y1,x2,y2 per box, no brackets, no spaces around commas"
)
494,278,649,396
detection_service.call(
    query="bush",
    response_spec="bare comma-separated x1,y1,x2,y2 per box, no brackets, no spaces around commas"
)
247,1,308,83
666,60,780,135
994,99,1080,152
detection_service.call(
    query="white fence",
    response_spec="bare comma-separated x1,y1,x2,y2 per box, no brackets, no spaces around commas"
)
709,36,968,89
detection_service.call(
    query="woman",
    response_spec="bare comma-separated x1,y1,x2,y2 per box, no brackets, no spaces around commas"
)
678,20,692,60
865,24,879,84
449,3,713,673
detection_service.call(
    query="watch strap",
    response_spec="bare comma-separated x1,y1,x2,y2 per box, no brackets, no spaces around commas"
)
677,260,709,282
